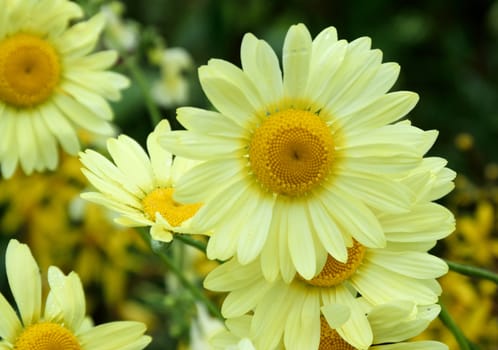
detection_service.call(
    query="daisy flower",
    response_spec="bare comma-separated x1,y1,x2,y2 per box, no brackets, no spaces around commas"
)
212,302,447,350
79,119,204,242
204,157,454,349
160,23,444,279
0,239,151,350
0,0,129,178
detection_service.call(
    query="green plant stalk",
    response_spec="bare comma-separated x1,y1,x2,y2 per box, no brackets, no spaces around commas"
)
136,228,223,320
445,260,498,284
439,302,471,350
175,234,208,253
123,56,163,126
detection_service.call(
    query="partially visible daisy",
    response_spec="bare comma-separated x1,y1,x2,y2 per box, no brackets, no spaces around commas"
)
204,158,454,349
151,47,193,107
0,0,129,178
160,23,445,279
79,119,205,242
0,239,151,349
187,303,224,350
214,302,447,350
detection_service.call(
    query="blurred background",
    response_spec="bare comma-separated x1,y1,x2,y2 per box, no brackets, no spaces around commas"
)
0,0,497,349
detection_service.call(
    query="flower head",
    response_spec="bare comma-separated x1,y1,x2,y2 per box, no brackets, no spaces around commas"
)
213,302,447,350
0,0,129,178
160,23,445,279
0,239,151,349
80,119,205,242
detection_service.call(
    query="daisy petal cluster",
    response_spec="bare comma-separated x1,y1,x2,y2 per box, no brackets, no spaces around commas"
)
0,0,129,178
0,239,151,350
212,301,447,350
79,119,205,242
155,23,456,349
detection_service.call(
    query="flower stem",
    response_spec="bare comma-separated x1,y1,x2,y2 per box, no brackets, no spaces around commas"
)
175,234,207,253
445,260,498,284
135,228,223,320
439,302,472,350
122,55,163,126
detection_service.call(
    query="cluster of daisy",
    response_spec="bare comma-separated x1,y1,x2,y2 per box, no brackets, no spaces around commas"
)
0,0,459,348
78,22,456,350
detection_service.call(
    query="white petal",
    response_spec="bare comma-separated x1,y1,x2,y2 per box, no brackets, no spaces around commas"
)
78,321,151,350
39,103,80,155
0,293,22,342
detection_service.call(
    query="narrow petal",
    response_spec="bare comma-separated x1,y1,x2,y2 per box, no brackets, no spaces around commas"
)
32,111,59,171
307,197,347,262
237,188,275,264
53,93,114,135
16,112,37,175
78,321,151,350
65,50,118,71
321,188,385,248
47,267,86,331
369,250,448,279
173,158,246,204
6,239,41,327
284,290,320,350
177,107,247,138
40,103,80,155
107,136,154,193
222,279,271,318
55,13,105,57
335,285,372,350
61,82,114,121
283,24,312,100
0,293,22,342
287,200,317,279
240,33,283,111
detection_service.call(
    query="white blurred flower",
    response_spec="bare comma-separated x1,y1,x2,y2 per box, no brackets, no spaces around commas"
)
101,1,139,52
151,47,193,107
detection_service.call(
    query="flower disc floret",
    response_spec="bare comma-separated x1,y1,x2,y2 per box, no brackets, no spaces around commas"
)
249,109,334,196
319,317,356,350
142,187,201,226
0,33,60,107
14,322,81,350
304,240,365,287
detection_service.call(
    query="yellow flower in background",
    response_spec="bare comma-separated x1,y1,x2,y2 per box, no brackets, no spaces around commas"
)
160,23,444,280
80,119,205,242
0,0,129,178
0,239,151,350
0,153,153,323
212,302,446,350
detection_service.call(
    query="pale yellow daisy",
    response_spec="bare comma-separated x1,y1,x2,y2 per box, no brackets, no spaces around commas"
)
0,0,129,178
0,239,151,350
79,119,204,242
204,158,454,349
213,302,447,350
160,23,444,279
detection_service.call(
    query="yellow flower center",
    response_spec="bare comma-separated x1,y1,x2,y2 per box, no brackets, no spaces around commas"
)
319,316,357,350
0,33,61,108
305,240,365,287
249,109,334,196
14,322,81,350
142,187,202,226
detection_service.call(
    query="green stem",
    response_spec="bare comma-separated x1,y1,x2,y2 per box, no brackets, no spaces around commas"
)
123,55,163,126
175,234,207,253
439,302,471,350
136,228,223,320
445,260,498,284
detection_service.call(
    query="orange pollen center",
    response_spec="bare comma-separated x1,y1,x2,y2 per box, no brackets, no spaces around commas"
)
0,33,61,108
13,322,81,350
142,187,202,226
305,240,366,287
319,316,357,350
249,108,334,196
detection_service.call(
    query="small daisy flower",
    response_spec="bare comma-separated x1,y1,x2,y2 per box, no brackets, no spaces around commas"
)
214,302,447,350
79,119,204,242
0,0,129,178
0,239,151,350
160,23,446,279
